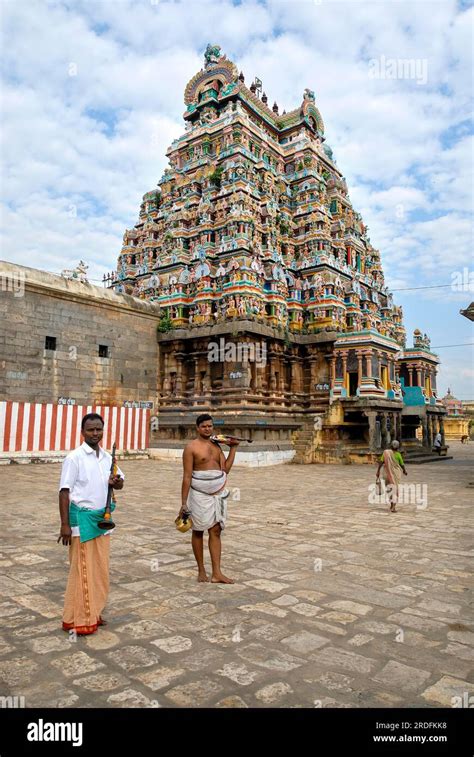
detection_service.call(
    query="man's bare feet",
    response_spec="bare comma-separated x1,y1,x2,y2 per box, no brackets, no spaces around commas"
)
198,571,210,582
211,573,234,584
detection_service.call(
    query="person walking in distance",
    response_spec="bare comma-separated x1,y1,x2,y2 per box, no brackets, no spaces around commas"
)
376,439,407,513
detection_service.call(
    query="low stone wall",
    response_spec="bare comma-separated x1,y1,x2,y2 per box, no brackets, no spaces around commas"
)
149,446,295,467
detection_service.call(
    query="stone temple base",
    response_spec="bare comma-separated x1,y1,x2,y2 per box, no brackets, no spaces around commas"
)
150,410,301,466
149,443,295,467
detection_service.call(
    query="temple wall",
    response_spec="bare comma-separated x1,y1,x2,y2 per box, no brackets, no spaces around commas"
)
0,262,160,407
444,417,469,440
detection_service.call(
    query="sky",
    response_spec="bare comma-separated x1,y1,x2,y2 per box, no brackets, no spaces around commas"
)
1,0,473,397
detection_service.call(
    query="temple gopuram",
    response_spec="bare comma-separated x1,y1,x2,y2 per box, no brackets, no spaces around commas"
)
440,388,469,440
106,44,446,464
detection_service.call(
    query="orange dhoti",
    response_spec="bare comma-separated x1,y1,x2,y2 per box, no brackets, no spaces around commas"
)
62,535,110,635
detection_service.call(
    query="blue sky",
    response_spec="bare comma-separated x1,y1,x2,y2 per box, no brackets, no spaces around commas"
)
1,0,473,397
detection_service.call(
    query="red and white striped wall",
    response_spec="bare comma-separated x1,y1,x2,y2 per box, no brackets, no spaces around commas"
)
0,402,150,454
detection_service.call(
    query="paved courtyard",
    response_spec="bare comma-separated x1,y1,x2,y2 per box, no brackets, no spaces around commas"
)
0,443,472,709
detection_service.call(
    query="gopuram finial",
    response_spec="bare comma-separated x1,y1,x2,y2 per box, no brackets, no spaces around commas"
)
204,43,221,68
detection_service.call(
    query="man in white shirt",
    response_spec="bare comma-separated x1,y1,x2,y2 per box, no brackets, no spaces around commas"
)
58,413,124,635
434,431,443,454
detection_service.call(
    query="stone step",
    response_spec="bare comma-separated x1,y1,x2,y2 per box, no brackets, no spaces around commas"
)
405,455,453,464
0,451,151,465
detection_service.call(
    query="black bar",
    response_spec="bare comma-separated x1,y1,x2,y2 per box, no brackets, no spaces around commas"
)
0,708,472,755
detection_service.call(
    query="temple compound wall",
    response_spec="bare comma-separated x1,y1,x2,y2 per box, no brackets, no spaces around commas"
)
0,261,160,431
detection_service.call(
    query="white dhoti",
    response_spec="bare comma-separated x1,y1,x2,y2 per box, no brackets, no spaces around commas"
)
187,470,229,531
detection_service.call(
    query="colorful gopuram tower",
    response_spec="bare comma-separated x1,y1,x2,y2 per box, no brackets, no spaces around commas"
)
107,44,444,463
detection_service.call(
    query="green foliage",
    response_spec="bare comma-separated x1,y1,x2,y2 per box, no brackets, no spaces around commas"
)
157,314,173,333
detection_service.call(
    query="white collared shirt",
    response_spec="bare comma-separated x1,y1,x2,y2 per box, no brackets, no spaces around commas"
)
59,442,124,537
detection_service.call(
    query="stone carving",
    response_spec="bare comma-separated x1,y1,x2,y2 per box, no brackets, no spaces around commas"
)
204,43,221,67
61,261,89,282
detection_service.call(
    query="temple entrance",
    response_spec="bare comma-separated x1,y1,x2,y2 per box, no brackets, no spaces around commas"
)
348,372,358,397
402,415,420,441
343,411,368,442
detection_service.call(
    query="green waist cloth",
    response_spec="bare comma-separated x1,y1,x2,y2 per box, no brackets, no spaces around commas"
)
70,502,116,543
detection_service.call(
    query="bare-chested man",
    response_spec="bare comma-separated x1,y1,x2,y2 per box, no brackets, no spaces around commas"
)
178,414,239,583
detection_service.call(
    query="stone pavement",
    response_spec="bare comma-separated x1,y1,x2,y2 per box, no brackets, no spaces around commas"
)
0,443,472,709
